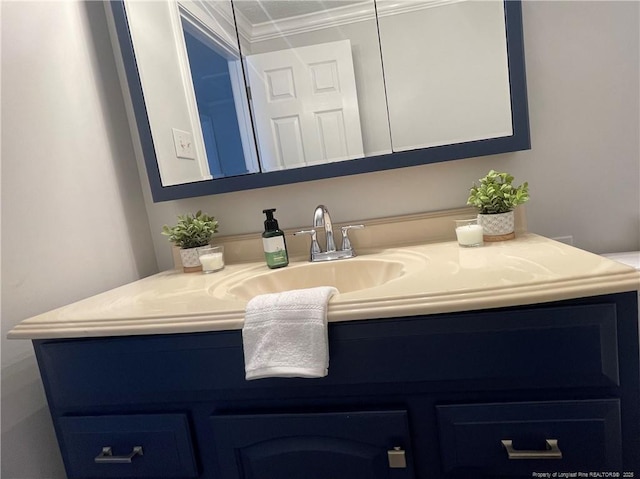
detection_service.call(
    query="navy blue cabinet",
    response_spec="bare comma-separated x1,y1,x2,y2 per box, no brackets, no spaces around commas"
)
33,293,640,478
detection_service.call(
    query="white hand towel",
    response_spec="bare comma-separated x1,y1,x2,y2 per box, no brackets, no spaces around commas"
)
242,286,338,380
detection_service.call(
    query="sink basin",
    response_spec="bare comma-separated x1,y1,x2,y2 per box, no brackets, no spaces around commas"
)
211,258,406,301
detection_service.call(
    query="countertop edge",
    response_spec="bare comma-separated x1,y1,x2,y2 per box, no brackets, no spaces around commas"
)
8,270,639,340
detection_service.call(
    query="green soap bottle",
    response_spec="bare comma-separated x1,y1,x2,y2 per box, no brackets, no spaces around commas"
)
262,209,289,269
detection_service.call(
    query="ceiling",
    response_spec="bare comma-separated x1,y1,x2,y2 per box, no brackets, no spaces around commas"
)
233,0,368,25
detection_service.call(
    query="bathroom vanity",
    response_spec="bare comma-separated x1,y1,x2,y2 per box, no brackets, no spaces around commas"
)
9,228,640,478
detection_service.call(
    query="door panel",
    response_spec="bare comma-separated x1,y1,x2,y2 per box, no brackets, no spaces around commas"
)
246,39,364,171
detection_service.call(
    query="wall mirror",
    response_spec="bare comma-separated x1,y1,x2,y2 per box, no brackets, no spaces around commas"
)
109,0,529,202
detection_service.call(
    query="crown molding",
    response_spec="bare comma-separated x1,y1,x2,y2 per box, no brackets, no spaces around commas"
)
235,0,466,44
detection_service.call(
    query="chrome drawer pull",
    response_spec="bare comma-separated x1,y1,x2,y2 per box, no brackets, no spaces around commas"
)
501,439,562,460
95,446,144,464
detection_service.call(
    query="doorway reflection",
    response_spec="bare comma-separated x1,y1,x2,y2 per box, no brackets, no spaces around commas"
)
181,15,259,178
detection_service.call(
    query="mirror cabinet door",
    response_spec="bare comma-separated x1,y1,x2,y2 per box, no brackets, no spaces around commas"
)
377,0,513,152
109,0,529,201
122,0,259,187
180,1,260,179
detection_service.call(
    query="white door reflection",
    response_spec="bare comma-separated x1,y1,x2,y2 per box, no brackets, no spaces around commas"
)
245,40,364,171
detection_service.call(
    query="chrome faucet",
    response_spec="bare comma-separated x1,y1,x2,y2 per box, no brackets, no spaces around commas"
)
313,205,337,252
295,205,364,262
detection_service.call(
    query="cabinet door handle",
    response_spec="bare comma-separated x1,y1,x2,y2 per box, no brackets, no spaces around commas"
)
501,439,562,460
94,446,144,464
387,446,407,468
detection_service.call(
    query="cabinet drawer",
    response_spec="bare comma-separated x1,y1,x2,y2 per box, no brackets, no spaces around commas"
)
36,303,620,408
329,303,620,389
211,410,414,479
57,414,198,479
437,399,622,476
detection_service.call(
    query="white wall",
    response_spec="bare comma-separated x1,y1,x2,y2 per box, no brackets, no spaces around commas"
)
147,1,640,271
1,2,158,477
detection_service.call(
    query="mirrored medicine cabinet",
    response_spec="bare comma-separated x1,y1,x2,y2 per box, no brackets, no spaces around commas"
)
109,0,529,202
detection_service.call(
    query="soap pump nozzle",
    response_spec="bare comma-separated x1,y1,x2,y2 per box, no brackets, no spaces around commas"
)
262,208,279,232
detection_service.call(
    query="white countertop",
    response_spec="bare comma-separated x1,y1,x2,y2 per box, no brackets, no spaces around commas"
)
8,234,639,340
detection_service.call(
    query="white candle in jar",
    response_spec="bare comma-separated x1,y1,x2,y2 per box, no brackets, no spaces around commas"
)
455,224,484,247
200,252,224,272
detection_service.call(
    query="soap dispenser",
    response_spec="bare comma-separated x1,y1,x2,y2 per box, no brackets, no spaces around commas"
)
262,209,289,269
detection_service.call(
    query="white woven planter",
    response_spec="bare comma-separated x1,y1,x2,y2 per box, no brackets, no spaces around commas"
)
477,211,515,241
179,247,205,273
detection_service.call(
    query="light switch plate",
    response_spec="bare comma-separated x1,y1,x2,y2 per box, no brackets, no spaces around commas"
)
172,128,196,160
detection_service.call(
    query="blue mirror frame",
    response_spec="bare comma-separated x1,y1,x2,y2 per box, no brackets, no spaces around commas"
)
110,0,529,202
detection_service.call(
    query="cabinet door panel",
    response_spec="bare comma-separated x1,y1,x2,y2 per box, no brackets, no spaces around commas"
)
211,410,414,479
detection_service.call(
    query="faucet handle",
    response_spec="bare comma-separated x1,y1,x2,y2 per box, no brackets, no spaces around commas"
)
340,225,364,252
294,229,321,258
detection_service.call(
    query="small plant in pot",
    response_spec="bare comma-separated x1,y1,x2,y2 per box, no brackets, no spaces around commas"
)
467,170,529,241
162,211,219,272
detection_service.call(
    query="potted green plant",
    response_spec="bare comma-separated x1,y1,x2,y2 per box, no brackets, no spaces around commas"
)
467,170,529,241
162,211,219,272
